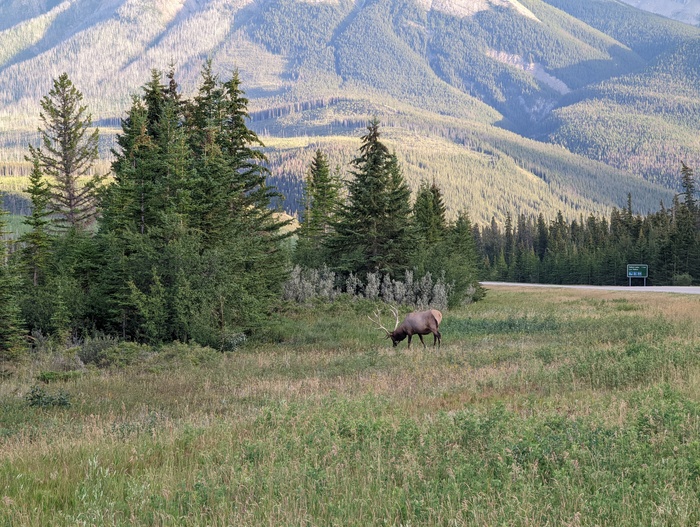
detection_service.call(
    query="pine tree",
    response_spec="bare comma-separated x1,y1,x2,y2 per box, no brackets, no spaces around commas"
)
219,70,280,228
414,180,447,247
504,212,514,267
295,149,341,268
186,64,285,243
680,162,697,217
328,119,413,278
442,211,484,305
670,183,698,281
98,65,289,345
20,154,52,286
0,199,25,362
31,73,104,232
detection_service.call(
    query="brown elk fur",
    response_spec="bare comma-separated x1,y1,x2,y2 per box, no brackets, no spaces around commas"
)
370,307,442,348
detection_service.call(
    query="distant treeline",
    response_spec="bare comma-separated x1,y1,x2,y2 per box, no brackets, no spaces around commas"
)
250,98,344,122
476,166,700,286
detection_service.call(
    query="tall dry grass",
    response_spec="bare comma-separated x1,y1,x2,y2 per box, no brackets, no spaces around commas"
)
2,287,700,525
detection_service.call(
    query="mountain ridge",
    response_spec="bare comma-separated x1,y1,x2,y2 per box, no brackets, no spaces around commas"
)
1,0,698,223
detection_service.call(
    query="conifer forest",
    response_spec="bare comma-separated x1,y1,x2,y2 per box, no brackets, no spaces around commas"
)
1,65,700,361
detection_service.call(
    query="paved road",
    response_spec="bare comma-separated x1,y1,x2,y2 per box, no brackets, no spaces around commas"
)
481,282,700,295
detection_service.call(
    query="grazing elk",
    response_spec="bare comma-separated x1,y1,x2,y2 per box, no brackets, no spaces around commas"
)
369,306,442,348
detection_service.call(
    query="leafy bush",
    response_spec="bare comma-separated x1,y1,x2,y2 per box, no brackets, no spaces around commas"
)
283,265,338,303
25,385,71,408
218,332,247,352
672,273,694,286
75,335,152,368
151,341,222,367
96,341,150,368
78,333,121,365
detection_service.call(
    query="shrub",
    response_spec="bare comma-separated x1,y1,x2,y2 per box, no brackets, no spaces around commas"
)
25,385,71,408
75,335,152,368
78,333,120,365
153,341,222,367
97,341,150,368
672,273,693,286
283,265,338,303
282,267,454,309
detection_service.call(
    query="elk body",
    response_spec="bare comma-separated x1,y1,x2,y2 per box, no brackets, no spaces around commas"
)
370,306,442,348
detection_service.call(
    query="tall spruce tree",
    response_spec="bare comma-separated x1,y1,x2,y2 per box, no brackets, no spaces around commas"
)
184,65,289,345
414,180,447,247
328,119,413,278
680,162,697,217
104,70,189,236
20,154,52,286
31,73,104,232
445,212,485,304
295,149,341,268
669,164,700,281
0,200,25,362
185,64,284,243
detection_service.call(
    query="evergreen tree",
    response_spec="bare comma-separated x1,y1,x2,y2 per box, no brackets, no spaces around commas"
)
534,214,547,273
414,180,447,247
104,71,190,237
20,154,52,286
482,217,502,268
186,64,285,243
669,192,698,280
98,65,289,346
680,162,697,218
504,212,514,268
328,119,413,278
30,73,104,232
411,181,483,304
442,211,484,305
0,200,25,362
220,70,283,231
295,149,341,268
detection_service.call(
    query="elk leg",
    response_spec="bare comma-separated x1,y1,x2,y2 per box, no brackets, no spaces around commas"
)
407,335,412,348
418,334,426,348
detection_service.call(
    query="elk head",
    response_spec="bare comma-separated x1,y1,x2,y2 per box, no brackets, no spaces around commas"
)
368,305,403,347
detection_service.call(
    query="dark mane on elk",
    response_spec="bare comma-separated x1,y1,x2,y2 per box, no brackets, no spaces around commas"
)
369,306,442,348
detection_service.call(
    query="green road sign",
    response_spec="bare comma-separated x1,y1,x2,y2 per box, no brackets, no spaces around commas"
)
627,264,648,278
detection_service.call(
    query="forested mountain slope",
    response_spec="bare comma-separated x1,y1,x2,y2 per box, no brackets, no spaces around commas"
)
1,0,697,223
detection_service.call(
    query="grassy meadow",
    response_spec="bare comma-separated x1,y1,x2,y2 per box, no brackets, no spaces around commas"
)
2,285,700,526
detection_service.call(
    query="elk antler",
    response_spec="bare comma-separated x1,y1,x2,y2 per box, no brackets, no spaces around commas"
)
388,305,400,331
368,308,392,337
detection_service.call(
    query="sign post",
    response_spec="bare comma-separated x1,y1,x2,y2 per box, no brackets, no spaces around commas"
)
627,264,648,286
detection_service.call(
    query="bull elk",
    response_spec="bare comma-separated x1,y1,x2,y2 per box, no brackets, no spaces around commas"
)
369,306,442,348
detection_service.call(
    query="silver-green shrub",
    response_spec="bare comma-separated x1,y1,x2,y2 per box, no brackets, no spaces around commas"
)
283,265,338,303
345,273,362,296
365,273,380,300
283,267,453,310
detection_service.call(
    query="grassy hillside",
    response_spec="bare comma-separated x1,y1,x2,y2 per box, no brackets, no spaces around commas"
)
3,287,700,524
0,0,697,224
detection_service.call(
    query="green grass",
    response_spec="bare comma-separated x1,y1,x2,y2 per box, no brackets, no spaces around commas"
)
2,287,700,525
